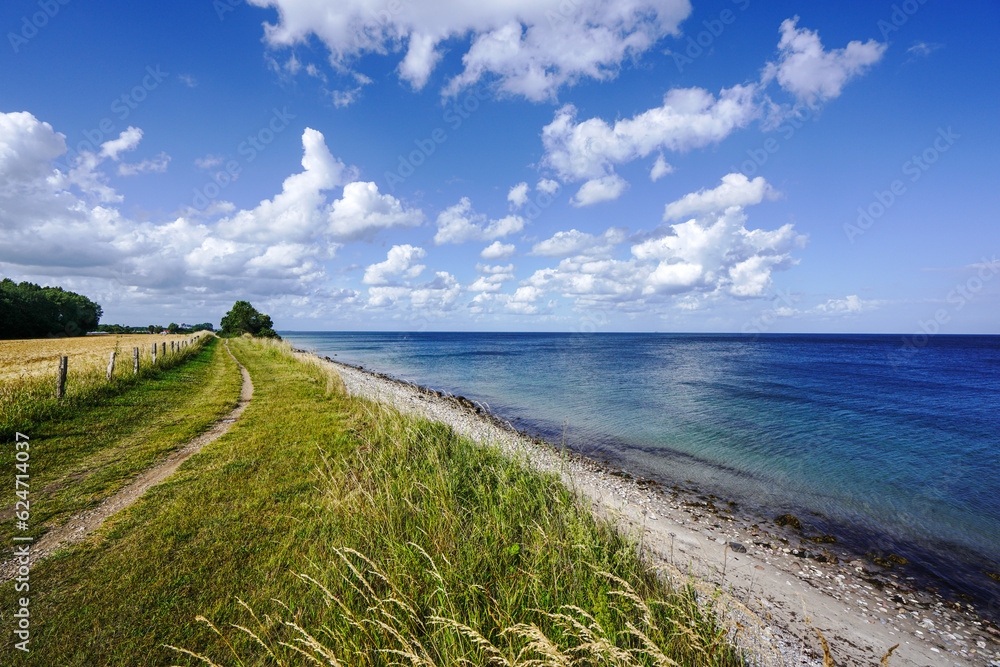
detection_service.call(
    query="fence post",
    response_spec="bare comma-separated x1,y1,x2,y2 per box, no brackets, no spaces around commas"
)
161,342,166,359
56,356,68,398
133,347,140,373
106,351,116,381
152,342,157,364
171,341,175,354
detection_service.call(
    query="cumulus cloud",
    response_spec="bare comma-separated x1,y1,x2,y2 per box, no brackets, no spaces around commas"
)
481,241,516,260
520,201,806,311
246,0,692,101
536,178,560,195
507,182,530,208
469,262,515,292
362,244,427,285
434,197,525,245
571,174,629,207
539,20,883,191
650,154,673,181
531,228,627,258
217,128,353,244
632,206,806,297
100,127,143,161
763,17,886,105
542,84,759,182
663,173,778,221
328,181,424,241
0,113,423,317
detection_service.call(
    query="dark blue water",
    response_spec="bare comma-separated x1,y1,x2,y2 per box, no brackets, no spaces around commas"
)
282,331,1000,609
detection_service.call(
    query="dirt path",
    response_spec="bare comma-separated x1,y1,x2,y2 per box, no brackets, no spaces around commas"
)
0,342,252,582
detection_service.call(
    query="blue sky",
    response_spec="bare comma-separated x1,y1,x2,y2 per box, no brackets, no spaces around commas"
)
1,0,997,333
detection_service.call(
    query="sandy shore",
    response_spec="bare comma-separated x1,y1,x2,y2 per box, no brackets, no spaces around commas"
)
301,350,1000,667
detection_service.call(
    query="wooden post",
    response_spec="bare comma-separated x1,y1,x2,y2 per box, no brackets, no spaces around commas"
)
56,356,68,398
171,341,175,354
133,347,140,373
161,342,166,359
152,342,157,364
106,351,116,381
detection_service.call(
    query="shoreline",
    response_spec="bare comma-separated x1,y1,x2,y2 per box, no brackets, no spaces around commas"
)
301,349,1000,667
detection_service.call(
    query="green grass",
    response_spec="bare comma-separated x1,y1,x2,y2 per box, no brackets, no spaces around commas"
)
0,336,241,552
0,337,741,666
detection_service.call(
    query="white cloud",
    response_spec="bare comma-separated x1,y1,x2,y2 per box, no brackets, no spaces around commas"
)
195,154,224,170
328,181,424,241
217,128,352,244
906,41,942,60
650,154,673,181
100,127,143,161
399,33,442,90
663,173,778,221
469,267,514,293
507,182,530,208
481,241,516,260
434,197,525,244
633,206,806,297
362,244,427,285
410,271,461,310
540,20,883,188
542,84,759,182
536,178,560,195
0,111,66,185
763,17,886,105
520,200,806,312
0,114,418,311
811,294,878,316
571,174,629,207
531,228,626,258
179,74,198,88
247,0,692,101
117,151,171,176
477,263,515,275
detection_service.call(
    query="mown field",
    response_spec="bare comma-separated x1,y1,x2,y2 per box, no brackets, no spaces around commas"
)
0,337,741,666
0,333,200,381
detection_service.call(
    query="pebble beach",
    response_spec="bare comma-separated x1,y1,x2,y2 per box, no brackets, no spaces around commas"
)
300,350,1000,667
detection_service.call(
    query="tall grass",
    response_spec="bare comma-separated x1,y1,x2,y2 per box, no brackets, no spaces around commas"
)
0,334,209,441
167,338,742,667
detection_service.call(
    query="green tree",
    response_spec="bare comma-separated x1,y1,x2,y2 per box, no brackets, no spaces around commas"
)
0,279,102,339
219,301,279,339
167,322,179,333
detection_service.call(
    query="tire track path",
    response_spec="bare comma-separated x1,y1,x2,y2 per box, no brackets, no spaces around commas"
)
0,342,252,582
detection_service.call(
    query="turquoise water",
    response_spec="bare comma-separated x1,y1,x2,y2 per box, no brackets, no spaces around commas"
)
282,332,1000,609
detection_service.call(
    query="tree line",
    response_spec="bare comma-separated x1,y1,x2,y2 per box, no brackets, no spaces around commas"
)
2,278,278,342
96,323,215,335
0,279,102,339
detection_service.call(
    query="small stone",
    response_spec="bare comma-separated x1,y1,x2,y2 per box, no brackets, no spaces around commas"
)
729,541,747,553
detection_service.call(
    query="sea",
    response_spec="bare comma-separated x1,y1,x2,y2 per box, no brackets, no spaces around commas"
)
281,331,1000,613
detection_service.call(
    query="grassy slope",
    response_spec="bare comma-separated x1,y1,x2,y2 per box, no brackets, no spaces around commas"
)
1,338,740,666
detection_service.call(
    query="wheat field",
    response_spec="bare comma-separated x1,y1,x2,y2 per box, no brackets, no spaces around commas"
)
0,333,202,381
